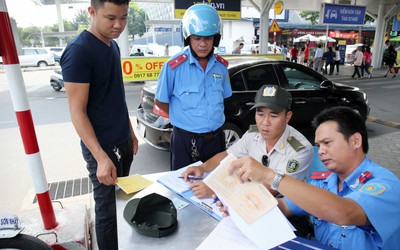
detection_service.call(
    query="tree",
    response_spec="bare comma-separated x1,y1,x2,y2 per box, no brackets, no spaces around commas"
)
299,11,319,25
72,8,90,31
127,3,147,39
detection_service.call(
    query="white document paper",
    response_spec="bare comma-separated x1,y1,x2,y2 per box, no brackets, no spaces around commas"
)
157,161,203,194
203,154,296,249
197,217,262,250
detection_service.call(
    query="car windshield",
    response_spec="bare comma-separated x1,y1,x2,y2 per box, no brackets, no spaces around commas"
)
281,66,321,89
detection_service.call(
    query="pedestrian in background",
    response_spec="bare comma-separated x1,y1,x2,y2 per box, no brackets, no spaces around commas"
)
323,46,335,75
61,0,139,249
304,44,310,67
164,43,169,56
334,46,341,75
155,4,232,170
384,45,398,78
351,46,363,79
298,47,305,66
281,44,288,61
313,44,323,72
362,46,372,78
290,44,299,63
232,42,244,54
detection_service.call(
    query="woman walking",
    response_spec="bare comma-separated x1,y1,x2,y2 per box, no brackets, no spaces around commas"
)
384,45,397,78
334,46,341,75
363,46,373,78
351,46,363,79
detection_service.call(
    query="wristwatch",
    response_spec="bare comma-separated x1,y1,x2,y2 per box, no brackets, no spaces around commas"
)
271,169,285,190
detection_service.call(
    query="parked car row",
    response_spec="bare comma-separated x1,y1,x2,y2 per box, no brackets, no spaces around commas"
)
0,47,56,67
136,57,370,151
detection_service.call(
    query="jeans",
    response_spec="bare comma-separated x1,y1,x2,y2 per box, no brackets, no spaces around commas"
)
363,62,371,76
82,138,133,250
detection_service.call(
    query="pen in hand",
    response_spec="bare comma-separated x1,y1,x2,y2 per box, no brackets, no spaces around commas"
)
178,176,203,181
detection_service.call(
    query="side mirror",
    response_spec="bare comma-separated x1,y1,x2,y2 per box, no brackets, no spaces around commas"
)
320,80,334,89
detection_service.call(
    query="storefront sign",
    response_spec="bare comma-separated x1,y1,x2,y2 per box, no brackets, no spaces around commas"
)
174,0,241,20
321,3,366,25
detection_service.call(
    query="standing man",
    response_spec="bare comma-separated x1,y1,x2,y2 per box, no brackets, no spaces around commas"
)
182,85,313,199
290,44,299,63
313,44,323,72
281,44,288,61
223,106,400,249
232,42,244,54
61,0,138,249
155,4,232,170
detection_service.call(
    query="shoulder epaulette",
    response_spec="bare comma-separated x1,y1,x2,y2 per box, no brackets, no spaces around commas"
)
168,54,188,69
287,136,305,152
248,124,259,133
215,54,228,67
311,171,332,180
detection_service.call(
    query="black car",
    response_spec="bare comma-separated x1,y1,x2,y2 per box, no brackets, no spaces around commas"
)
136,57,370,151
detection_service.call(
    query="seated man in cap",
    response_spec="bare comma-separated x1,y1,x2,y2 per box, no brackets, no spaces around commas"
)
220,106,400,249
182,85,314,199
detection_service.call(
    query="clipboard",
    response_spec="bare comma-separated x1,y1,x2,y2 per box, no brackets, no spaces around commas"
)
157,162,223,221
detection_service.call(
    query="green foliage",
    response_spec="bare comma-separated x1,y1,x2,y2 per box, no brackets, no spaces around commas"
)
14,4,146,46
299,11,320,26
128,3,147,39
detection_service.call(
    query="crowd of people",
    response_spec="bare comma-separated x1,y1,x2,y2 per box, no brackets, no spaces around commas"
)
280,41,399,79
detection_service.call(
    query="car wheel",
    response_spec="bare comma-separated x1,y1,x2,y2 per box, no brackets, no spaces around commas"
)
222,123,243,149
52,85,62,91
37,61,48,67
0,234,52,249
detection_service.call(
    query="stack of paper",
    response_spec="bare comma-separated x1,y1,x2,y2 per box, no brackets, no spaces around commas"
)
203,154,296,249
157,161,224,221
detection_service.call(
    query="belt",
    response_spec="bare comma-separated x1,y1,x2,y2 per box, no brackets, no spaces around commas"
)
175,127,222,140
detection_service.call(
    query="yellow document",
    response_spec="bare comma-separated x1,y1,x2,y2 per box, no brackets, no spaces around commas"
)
204,154,277,224
116,174,153,194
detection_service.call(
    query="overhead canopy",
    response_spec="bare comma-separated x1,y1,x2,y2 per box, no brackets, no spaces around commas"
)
294,34,320,42
317,35,336,42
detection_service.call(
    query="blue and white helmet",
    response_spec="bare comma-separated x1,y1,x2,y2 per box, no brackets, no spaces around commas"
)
181,4,222,47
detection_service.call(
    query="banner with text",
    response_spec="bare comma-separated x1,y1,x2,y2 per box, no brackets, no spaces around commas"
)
174,0,241,20
321,3,366,26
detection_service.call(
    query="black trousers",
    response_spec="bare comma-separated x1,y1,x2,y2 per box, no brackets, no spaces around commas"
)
83,138,133,250
170,127,225,170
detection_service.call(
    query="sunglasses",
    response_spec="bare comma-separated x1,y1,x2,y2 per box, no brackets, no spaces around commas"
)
262,155,269,166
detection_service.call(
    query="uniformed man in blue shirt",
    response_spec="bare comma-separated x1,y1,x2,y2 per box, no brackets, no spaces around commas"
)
222,106,400,249
155,4,232,170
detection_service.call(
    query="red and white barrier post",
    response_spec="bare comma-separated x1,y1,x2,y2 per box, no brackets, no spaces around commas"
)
0,0,57,229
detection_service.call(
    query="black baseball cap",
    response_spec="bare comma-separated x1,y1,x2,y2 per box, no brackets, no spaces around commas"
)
251,85,292,112
123,193,178,238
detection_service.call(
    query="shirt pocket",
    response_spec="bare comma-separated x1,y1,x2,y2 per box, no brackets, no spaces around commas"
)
177,84,201,111
210,76,224,105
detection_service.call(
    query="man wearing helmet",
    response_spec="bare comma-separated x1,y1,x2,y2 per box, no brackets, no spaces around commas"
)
155,4,232,170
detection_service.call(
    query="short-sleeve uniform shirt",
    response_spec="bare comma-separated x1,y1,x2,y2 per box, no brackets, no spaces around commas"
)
155,47,232,133
285,157,400,250
227,125,313,182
